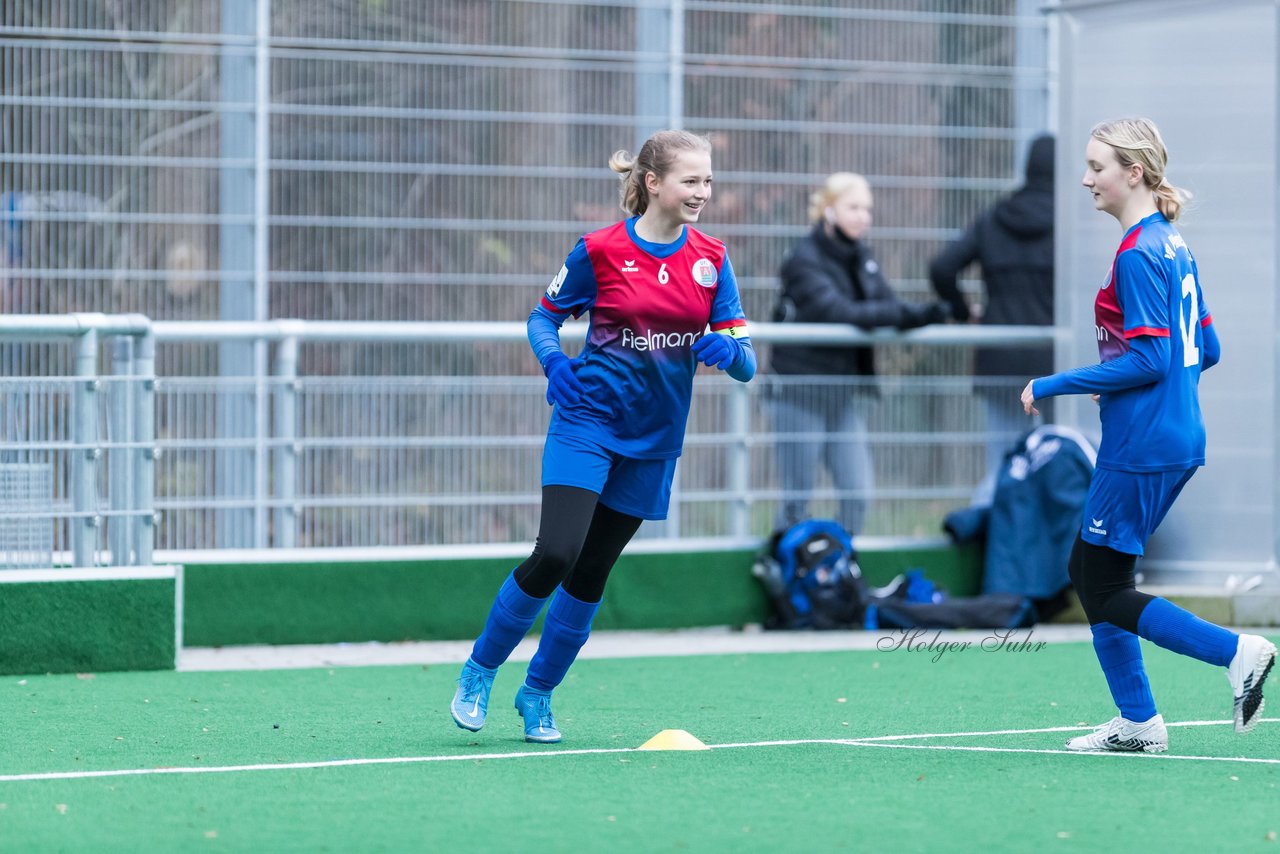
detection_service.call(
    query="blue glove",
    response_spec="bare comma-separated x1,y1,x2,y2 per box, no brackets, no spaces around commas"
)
691,332,741,371
543,352,585,407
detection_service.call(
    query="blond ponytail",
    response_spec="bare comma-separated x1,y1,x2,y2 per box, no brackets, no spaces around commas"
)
608,150,647,216
1153,176,1189,223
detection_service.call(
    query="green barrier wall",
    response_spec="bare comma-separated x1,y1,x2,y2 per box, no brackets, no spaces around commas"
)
0,570,180,676
181,544,983,647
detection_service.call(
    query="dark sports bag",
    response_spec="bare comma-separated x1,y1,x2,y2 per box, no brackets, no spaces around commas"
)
752,519,869,630
866,592,1037,631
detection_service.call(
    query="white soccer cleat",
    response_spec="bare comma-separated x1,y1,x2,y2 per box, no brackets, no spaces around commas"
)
1065,714,1168,753
1228,634,1277,734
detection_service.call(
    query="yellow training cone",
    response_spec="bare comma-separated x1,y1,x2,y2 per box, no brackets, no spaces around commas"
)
638,729,710,751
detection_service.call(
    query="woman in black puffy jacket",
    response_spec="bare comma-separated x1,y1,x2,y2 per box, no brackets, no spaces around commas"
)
770,172,948,535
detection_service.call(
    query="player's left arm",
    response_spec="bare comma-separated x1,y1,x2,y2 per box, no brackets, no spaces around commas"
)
697,253,757,382
1194,261,1221,372
1201,321,1220,371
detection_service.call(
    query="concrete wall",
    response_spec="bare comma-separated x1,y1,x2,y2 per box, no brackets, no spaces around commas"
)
1053,0,1279,584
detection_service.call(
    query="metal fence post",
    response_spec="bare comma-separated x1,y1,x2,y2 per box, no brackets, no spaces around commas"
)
273,333,299,548
133,330,156,566
72,328,99,567
108,336,134,565
728,380,750,538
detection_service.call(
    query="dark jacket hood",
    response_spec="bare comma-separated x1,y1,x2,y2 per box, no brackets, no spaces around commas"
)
1023,134,1054,191
993,134,1054,238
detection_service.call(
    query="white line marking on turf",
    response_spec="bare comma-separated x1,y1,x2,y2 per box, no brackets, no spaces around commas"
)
0,740,862,783
2,718,1276,783
0,746,643,783
841,741,1280,765
845,717,1280,742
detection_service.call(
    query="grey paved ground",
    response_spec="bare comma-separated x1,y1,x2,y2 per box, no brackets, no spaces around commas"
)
180,624,1098,671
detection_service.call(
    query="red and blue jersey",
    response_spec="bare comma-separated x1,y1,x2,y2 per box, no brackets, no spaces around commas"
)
531,217,750,459
1039,211,1214,472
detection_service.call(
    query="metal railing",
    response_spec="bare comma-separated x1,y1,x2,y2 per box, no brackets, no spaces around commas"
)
0,314,155,568
2,314,1061,564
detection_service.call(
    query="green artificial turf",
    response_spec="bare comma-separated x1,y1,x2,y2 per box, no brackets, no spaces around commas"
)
2,634,1277,852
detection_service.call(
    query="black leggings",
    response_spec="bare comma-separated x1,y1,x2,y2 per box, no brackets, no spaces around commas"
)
513,485,644,603
1067,534,1154,633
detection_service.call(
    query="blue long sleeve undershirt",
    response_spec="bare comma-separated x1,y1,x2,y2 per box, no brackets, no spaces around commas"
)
527,306,757,383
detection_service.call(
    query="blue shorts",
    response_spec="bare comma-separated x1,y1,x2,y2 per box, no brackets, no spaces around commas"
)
1081,467,1197,556
542,432,678,521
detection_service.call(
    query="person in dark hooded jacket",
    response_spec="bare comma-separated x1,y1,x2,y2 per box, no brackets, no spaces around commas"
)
770,172,949,535
929,134,1056,476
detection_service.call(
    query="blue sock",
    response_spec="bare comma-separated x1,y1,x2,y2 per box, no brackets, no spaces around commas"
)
525,587,601,693
1091,622,1158,722
1136,597,1237,667
470,572,549,671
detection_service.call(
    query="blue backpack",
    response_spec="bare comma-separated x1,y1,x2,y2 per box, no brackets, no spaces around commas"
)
753,519,868,630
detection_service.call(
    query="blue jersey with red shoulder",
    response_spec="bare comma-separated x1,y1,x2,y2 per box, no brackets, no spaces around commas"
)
531,217,751,459
1037,212,1215,472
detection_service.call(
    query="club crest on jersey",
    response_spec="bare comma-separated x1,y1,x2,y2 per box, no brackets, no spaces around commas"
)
547,264,568,298
691,258,717,288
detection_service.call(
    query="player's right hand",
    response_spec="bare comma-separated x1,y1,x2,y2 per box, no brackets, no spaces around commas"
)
544,352,585,407
1021,380,1039,416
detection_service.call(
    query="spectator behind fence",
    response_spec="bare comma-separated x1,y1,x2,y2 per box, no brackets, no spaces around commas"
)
929,134,1056,477
769,172,949,536
449,130,755,744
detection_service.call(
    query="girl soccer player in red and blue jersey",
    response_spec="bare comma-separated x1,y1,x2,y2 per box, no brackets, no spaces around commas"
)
450,130,755,743
1022,118,1275,752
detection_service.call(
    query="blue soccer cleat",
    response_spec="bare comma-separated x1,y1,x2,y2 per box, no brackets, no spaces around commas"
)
515,683,562,743
451,658,497,732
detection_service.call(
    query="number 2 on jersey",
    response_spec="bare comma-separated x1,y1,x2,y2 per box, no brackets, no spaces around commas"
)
1179,272,1200,368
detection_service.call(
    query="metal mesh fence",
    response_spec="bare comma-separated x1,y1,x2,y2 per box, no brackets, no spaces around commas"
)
0,462,54,568
1,2,1051,552
2,0,1047,347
